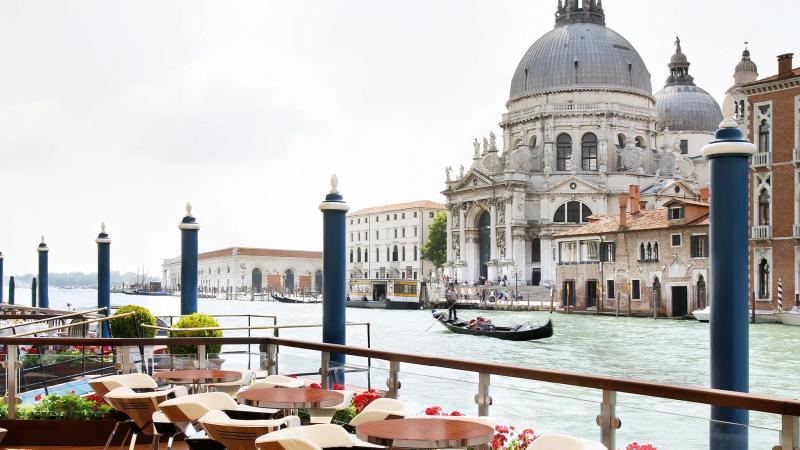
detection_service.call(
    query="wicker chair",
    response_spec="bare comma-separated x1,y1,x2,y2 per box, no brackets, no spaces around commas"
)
348,398,415,427
105,387,170,450
200,409,295,450
526,434,608,450
255,424,375,450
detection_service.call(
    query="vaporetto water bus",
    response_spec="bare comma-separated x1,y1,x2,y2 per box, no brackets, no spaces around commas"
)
346,279,422,310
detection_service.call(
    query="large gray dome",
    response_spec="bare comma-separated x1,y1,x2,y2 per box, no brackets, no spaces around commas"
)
654,38,722,132
509,23,653,100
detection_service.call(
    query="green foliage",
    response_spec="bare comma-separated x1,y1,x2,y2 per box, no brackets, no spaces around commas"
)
0,393,110,420
421,211,447,269
110,305,157,338
332,404,357,425
169,313,223,355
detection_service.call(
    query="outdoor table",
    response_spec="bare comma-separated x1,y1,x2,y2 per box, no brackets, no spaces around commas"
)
154,369,241,393
236,387,342,415
356,418,494,449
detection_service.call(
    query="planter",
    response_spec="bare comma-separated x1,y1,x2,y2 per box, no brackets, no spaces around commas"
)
0,419,153,446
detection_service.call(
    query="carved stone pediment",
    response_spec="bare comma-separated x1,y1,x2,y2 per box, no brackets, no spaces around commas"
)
541,176,608,195
451,170,495,191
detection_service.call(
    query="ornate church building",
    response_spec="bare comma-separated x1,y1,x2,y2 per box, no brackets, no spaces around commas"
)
443,0,723,286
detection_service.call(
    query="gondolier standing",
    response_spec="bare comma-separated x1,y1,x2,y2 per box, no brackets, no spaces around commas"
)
446,283,458,321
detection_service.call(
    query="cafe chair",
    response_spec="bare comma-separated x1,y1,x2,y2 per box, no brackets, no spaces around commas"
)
348,398,415,427
89,372,159,397
307,390,355,424
210,369,257,397
105,386,170,450
160,392,282,429
526,434,608,450
255,424,378,450
0,427,6,443
200,409,297,450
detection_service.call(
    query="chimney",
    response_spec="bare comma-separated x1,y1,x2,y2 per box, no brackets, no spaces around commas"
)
629,185,641,215
700,186,710,203
639,200,647,210
778,53,794,78
618,194,628,228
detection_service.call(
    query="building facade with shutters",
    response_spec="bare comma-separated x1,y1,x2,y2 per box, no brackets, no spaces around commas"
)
738,53,800,310
163,247,323,296
346,200,445,282
442,1,724,287
553,185,710,317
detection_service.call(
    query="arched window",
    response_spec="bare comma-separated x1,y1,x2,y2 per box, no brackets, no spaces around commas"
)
639,243,646,261
758,119,770,153
414,245,418,261
386,247,390,261
364,248,368,262
349,249,354,263
376,248,380,262
635,136,646,149
758,189,770,225
696,275,707,309
402,246,406,261
553,201,593,224
758,258,770,299
581,133,598,171
646,243,653,260
556,134,572,171
617,133,626,148
392,246,399,262
653,242,659,260
357,248,361,263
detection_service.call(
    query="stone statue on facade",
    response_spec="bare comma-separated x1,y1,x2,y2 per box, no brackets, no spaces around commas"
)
459,164,464,179
496,200,506,224
473,138,481,159
482,137,489,156
451,207,460,229
452,234,461,260
544,116,554,141
496,230,506,259
598,114,609,138
445,166,452,182
489,131,498,152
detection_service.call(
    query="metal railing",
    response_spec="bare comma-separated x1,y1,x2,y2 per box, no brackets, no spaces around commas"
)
1,335,799,449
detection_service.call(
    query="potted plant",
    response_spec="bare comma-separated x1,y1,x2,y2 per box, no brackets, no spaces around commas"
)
109,305,158,372
168,313,223,369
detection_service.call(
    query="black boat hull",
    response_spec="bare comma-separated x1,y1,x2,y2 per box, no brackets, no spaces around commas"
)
347,299,421,310
432,311,553,341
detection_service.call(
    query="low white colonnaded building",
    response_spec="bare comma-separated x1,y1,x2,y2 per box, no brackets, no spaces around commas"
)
442,1,725,287
346,200,445,281
163,247,323,295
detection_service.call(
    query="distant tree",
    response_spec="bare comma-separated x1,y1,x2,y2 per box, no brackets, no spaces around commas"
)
421,211,447,269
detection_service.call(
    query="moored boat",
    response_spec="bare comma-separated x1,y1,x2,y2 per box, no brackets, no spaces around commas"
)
347,279,422,310
431,310,553,341
776,307,800,326
692,306,710,322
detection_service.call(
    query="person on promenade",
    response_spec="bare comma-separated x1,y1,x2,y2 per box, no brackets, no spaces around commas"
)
446,284,458,322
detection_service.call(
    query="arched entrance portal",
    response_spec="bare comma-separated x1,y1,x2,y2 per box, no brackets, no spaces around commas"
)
252,268,263,293
285,269,295,294
314,270,323,294
478,211,491,280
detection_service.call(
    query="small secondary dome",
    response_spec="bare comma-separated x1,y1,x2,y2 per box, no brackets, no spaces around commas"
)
655,37,722,132
734,44,759,86
509,0,652,100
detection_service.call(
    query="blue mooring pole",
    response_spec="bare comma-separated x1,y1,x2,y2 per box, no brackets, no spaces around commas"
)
37,236,49,309
96,223,111,337
0,251,4,303
8,276,14,305
31,277,37,307
319,175,349,385
179,203,199,315
702,118,756,450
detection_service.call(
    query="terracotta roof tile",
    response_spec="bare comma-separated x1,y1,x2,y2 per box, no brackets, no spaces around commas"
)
744,67,800,85
349,200,445,216
199,247,322,261
555,208,708,237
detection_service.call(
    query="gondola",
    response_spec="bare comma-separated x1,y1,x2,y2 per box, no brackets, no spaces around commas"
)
431,310,553,341
271,293,321,304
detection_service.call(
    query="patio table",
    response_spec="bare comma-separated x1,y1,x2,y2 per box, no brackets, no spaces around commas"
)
154,369,241,393
356,418,494,449
236,387,342,415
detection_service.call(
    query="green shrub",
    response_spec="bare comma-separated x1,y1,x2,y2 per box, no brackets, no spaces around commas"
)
169,313,222,355
109,305,157,338
0,393,110,420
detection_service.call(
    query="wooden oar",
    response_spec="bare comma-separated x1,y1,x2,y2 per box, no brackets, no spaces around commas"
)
425,303,457,332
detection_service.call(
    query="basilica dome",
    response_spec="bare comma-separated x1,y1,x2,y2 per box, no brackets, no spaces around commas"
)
654,38,722,132
509,1,652,100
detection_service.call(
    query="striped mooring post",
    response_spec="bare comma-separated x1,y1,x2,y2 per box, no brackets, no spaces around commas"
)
179,203,200,315
319,174,349,385
702,117,755,450
777,278,783,311
37,236,49,309
96,223,112,337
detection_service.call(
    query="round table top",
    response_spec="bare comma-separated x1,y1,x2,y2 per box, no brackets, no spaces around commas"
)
237,387,343,409
356,418,494,449
153,369,242,384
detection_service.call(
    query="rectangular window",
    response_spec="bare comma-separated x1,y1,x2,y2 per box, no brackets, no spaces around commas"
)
607,280,615,299
430,212,434,218
350,219,353,225
414,212,418,218
668,207,684,220
600,242,615,262
394,229,398,238
680,140,688,155
691,235,709,258
376,216,379,222
350,233,353,242
376,230,379,240
386,215,390,221
414,227,418,237
357,218,361,224
632,279,641,300
402,228,406,238
402,213,405,219
580,240,599,262
394,214,398,220
671,234,682,247
559,241,577,263
376,248,379,262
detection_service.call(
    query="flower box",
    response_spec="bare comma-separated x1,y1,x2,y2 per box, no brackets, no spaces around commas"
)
0,419,152,446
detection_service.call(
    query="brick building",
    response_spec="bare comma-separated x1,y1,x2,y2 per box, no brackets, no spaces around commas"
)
743,53,800,311
554,185,710,317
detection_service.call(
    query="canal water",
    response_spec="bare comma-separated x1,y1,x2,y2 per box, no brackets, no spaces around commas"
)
17,288,800,449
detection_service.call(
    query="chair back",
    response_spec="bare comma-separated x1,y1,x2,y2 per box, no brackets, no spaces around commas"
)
526,434,608,450
201,410,287,450
89,373,158,397
105,387,167,435
249,375,305,389
362,397,408,413
258,424,351,448
160,392,238,423
255,437,321,450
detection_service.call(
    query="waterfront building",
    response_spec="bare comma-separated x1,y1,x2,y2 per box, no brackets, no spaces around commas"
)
553,185,710,316
738,52,800,310
442,1,723,287
346,200,445,281
162,247,323,295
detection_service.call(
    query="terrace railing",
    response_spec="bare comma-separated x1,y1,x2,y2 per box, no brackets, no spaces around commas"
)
1,335,798,450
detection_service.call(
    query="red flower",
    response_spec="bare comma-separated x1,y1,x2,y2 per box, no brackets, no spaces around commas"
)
449,411,463,416
424,406,443,416
34,394,42,401
308,383,321,389
332,384,345,390
495,425,509,434
627,443,657,450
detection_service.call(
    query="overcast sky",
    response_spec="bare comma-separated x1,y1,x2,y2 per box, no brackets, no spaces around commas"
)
0,0,795,276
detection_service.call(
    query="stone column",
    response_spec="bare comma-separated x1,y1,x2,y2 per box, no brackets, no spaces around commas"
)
488,205,497,281
512,229,527,284
505,201,513,260
458,207,466,261
179,203,200,315
37,236,49,309
540,235,554,283
96,223,111,338
446,209,453,263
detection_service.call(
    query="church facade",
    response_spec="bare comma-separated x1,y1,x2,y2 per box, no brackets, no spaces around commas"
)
443,0,723,286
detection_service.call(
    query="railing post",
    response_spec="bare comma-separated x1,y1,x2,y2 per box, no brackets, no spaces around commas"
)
475,372,491,416
197,344,207,369
118,346,131,374
320,352,330,390
265,343,278,375
386,361,400,399
597,390,620,450
5,345,19,419
779,415,799,450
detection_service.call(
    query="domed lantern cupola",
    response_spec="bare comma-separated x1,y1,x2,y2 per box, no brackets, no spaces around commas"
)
555,0,605,26
666,37,694,86
734,43,759,86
